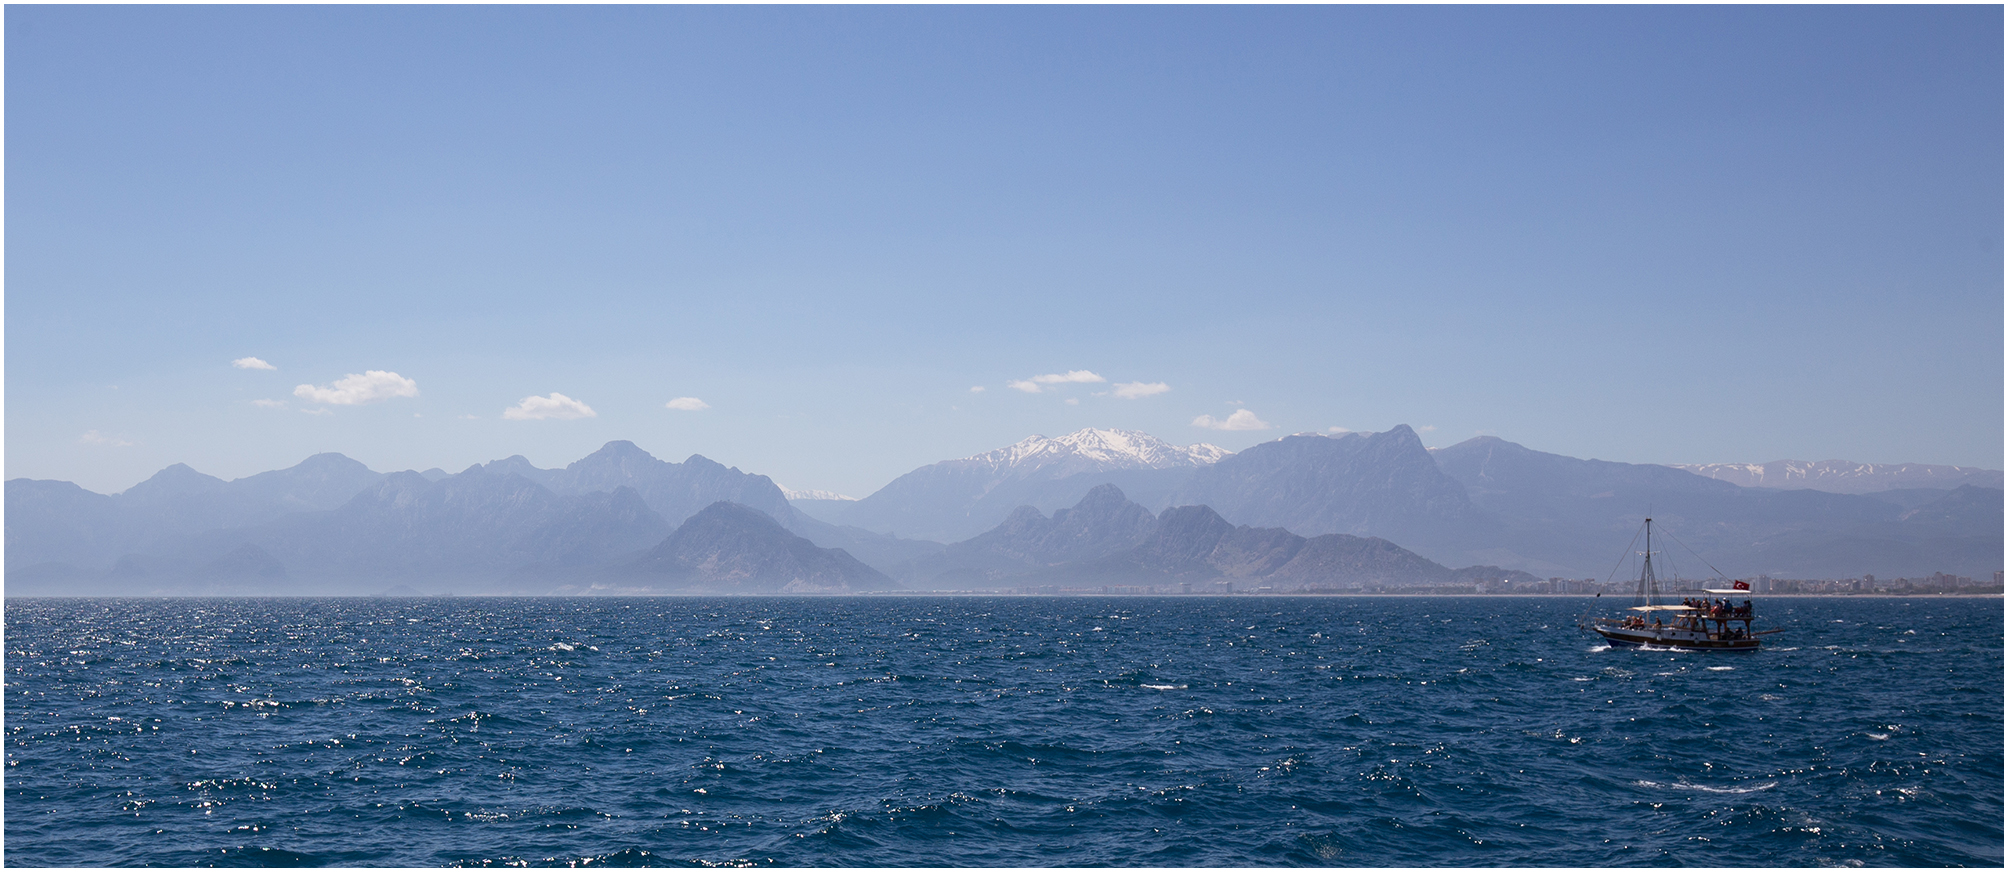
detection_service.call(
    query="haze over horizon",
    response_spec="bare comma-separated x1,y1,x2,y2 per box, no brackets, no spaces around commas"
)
9,5,2001,496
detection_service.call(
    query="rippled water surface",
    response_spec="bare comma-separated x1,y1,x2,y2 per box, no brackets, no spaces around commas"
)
5,596,2001,866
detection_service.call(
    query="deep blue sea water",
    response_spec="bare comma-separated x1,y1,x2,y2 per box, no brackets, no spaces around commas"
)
4,595,2000,867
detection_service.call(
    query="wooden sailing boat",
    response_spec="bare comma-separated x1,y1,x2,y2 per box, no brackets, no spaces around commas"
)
1588,518,1780,652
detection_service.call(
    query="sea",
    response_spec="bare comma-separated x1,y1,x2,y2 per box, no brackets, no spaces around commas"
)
4,595,2000,867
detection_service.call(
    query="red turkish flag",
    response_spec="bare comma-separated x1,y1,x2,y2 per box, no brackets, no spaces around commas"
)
1732,580,1750,590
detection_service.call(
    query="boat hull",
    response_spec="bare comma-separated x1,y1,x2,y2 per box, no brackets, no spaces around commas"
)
1594,626,1760,652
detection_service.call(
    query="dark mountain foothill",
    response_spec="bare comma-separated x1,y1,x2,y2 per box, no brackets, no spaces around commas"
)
592,501,898,595
903,487,1538,591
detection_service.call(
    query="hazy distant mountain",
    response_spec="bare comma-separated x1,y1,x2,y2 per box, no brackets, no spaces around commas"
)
467,441,940,575
601,501,896,594
218,466,671,590
5,441,938,593
5,452,386,572
1168,427,1487,556
6,479,126,571
10,462,675,595
1672,459,2004,494
800,428,1229,542
1428,435,2002,577
490,440,798,527
1703,484,2005,580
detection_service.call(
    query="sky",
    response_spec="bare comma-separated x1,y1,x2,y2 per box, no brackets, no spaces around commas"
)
7,5,2003,497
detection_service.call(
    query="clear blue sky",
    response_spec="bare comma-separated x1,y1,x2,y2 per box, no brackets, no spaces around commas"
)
8,5,2002,496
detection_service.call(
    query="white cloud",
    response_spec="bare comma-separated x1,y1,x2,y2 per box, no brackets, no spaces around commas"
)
1418,425,1437,433
665,397,711,411
1036,370,1104,385
969,386,986,393
1065,397,1080,405
1327,426,1352,434
504,393,597,421
293,370,419,405
1009,370,1106,393
252,399,288,409
1111,381,1170,399
79,430,134,447
232,356,276,370
1193,409,1273,431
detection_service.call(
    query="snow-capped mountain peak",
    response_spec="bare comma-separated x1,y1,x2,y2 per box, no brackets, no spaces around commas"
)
1672,459,2003,494
963,428,1230,476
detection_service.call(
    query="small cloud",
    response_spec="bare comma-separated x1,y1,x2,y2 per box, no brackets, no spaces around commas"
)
969,386,986,393
294,370,419,405
1010,370,1106,393
1035,370,1104,385
1327,426,1352,434
1111,381,1170,399
505,393,597,421
1065,397,1080,405
251,399,288,409
1193,409,1273,431
1418,425,1437,433
665,397,711,411
232,356,276,370
79,430,134,447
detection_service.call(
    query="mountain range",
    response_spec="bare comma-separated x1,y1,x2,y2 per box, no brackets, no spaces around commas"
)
801,428,1229,542
8,427,1999,595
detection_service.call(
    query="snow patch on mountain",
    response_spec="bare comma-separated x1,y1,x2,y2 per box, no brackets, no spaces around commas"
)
1672,459,2003,494
784,487,857,502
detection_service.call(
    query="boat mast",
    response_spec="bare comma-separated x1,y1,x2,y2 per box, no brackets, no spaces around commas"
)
1635,517,1661,608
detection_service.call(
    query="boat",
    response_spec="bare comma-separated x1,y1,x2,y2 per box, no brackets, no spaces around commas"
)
1587,517,1780,652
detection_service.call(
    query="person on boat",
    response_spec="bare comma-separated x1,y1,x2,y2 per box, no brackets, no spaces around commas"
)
1741,599,1752,616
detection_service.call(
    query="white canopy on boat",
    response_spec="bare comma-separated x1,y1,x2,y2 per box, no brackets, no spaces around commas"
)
1702,589,1756,595
1629,605,1696,612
